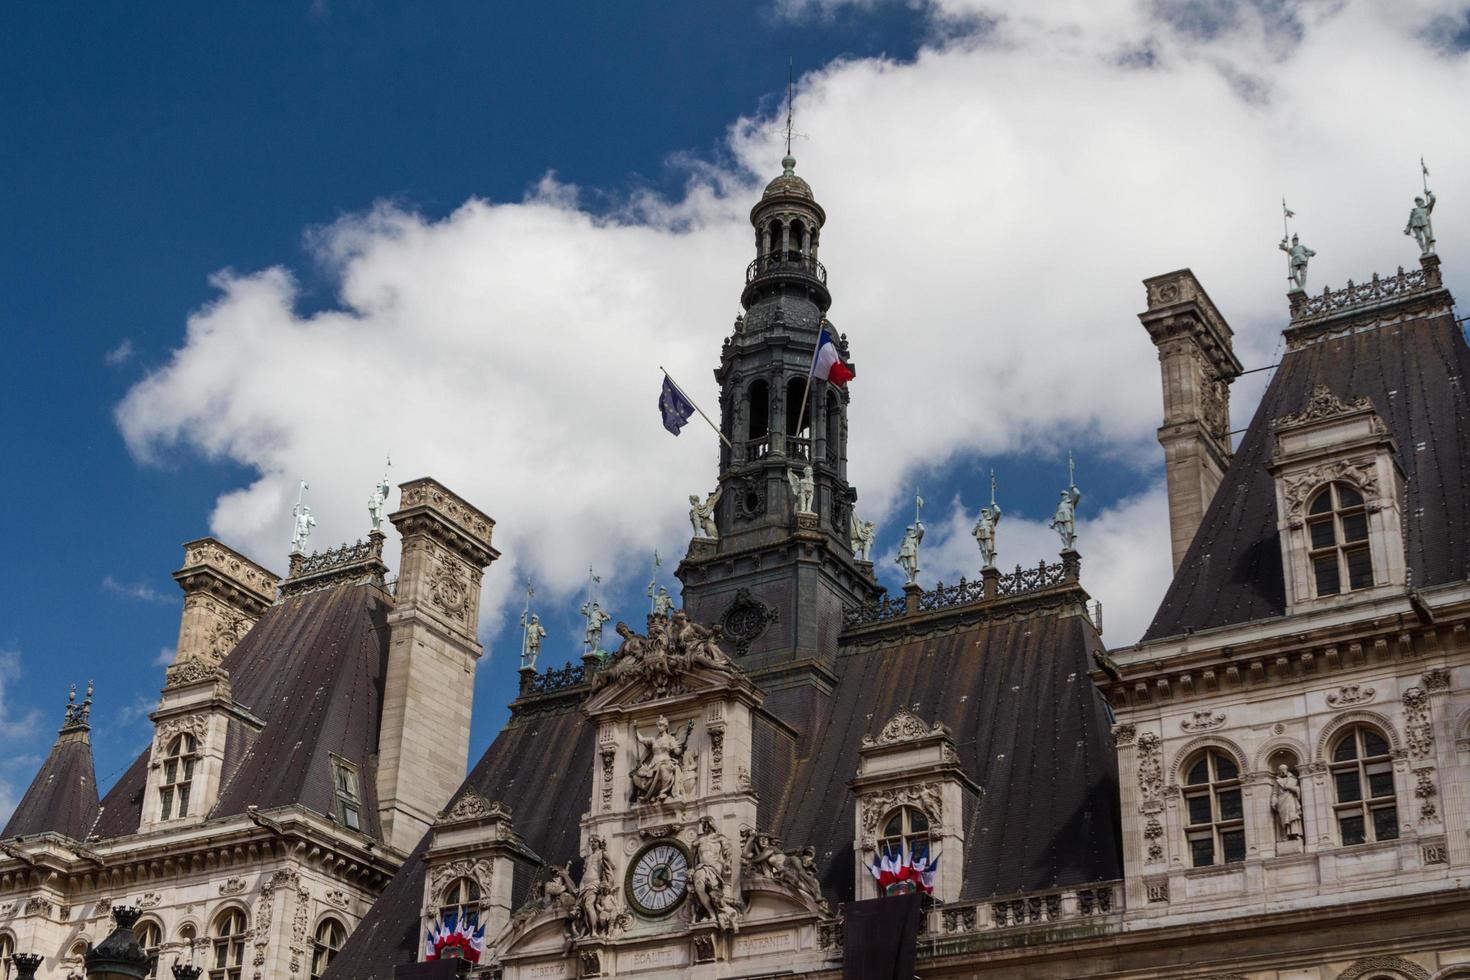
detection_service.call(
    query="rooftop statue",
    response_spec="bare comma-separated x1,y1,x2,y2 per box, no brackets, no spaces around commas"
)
973,471,1002,567
520,612,546,671
580,599,612,656
690,488,722,539
849,512,876,562
648,584,674,617
368,459,391,532
1049,485,1082,551
896,521,924,586
290,480,315,555
1405,191,1437,256
1278,233,1316,293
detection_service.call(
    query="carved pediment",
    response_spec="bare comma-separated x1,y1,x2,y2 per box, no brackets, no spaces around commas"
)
1276,384,1373,428
435,790,510,825
863,708,947,747
583,610,751,711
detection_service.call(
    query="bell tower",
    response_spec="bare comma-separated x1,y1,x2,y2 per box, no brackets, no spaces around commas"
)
678,156,880,687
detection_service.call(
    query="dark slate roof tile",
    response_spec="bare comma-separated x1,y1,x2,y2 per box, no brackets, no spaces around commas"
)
3,732,100,841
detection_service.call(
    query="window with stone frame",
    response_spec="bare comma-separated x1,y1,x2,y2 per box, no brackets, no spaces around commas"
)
209,907,248,980
440,876,482,928
1330,724,1398,846
160,732,199,820
311,917,346,979
878,805,933,868
1181,750,1245,867
332,756,362,831
0,933,14,980
1306,483,1374,596
136,918,163,978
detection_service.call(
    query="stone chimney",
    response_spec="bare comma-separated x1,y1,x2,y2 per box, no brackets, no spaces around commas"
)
170,538,278,667
377,478,499,853
1139,270,1243,571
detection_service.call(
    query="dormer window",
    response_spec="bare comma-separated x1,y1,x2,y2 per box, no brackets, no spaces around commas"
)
333,757,362,831
160,733,198,820
440,877,481,926
880,806,932,867
1307,483,1373,595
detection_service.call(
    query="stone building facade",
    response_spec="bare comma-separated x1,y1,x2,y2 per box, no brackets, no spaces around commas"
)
1,479,498,980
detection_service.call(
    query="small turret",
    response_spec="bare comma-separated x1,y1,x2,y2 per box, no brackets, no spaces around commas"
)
2,683,100,841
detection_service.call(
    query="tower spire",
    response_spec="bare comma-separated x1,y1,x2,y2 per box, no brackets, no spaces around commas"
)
785,57,795,161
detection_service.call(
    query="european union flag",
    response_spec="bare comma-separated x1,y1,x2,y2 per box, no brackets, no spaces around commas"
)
659,375,696,435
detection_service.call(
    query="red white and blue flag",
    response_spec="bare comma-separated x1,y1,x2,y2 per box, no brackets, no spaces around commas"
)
425,911,486,963
811,327,854,387
868,847,937,895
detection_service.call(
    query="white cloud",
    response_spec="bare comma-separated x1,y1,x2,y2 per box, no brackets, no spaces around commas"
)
154,647,175,667
0,649,42,742
116,0,1470,647
102,575,171,604
105,339,135,367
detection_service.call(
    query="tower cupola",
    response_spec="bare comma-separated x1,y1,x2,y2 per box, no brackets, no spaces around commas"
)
742,155,831,316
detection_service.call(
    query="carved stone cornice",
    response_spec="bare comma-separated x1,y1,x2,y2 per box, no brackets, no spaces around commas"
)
172,538,278,615
280,533,388,599
434,791,511,827
390,478,499,568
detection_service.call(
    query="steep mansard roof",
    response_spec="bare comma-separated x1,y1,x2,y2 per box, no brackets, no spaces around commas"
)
1144,293,1469,642
326,595,1123,979
3,727,100,841
91,582,391,841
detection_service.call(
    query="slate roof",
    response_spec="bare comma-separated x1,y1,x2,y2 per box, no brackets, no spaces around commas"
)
1144,298,1469,642
325,589,1122,980
91,582,391,840
3,725,100,841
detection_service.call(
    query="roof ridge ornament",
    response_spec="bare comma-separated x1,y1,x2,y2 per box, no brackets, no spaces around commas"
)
60,680,93,731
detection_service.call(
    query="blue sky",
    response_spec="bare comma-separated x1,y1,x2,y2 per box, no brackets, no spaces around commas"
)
3,0,1467,820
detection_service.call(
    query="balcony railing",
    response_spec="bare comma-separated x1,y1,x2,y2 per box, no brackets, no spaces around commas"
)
742,434,810,462
746,250,828,285
928,882,1121,940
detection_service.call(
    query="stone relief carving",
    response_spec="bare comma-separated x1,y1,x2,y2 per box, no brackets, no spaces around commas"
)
570,836,626,941
629,715,696,804
1136,733,1163,810
428,859,493,901
1282,459,1379,518
1333,955,1431,980
164,658,223,689
253,868,299,970
153,715,209,755
1145,879,1169,904
1111,724,1137,745
863,708,945,747
720,588,778,657
324,890,348,909
1180,711,1225,732
739,829,827,911
1414,767,1439,823
691,817,742,931
428,550,472,625
219,878,248,896
1327,684,1376,707
1143,818,1164,862
709,728,725,791
436,791,506,825
593,610,740,700
1403,687,1433,759
23,897,52,916
600,748,616,811
204,612,250,665
1276,385,1374,427
1421,667,1451,693
858,784,943,850
289,884,310,975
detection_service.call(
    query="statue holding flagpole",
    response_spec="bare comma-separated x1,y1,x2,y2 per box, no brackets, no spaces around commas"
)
581,566,611,657
290,481,315,555
1404,158,1437,256
973,470,1001,568
1049,454,1082,552
1278,199,1315,293
647,552,674,616
896,492,924,586
519,581,546,671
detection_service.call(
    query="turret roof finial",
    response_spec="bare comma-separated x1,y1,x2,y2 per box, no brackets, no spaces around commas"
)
60,679,93,730
783,57,797,175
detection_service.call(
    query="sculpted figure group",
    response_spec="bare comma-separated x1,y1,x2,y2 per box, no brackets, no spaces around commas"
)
594,609,737,699
740,828,826,910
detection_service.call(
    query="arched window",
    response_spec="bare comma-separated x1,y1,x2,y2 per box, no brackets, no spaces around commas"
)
879,806,932,868
792,219,806,253
786,376,809,438
311,918,346,979
0,933,14,980
747,380,770,441
1330,724,1397,845
440,877,481,927
160,733,198,820
1307,483,1373,596
1182,750,1244,866
767,219,784,257
136,919,162,978
209,908,248,980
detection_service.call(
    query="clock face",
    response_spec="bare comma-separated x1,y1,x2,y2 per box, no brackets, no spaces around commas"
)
626,841,691,917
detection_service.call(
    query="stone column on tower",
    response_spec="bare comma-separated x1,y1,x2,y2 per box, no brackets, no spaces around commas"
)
1138,270,1243,571
169,538,278,668
376,478,500,853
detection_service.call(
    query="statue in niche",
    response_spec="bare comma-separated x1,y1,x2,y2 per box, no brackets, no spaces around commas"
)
1049,486,1081,551
630,716,694,804
849,513,876,562
690,489,722,539
1270,764,1304,841
691,817,742,932
896,521,924,586
1278,233,1317,292
788,465,815,514
571,836,617,939
1405,189,1437,256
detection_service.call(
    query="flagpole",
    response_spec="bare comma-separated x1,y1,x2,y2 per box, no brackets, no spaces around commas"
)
660,367,732,448
792,329,824,444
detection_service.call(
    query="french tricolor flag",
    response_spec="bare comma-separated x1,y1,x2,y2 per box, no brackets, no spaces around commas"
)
811,327,854,387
